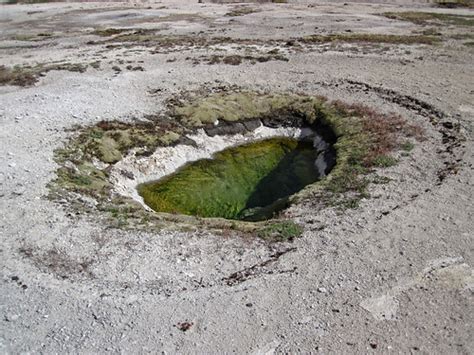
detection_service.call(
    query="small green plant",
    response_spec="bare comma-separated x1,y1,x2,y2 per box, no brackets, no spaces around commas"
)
341,198,361,209
420,28,442,36
89,61,101,69
115,215,129,228
373,155,399,167
401,141,415,151
71,174,93,186
371,175,392,184
257,221,303,242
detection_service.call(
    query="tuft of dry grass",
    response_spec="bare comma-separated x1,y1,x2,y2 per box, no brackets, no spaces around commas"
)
201,53,289,65
300,33,441,45
12,32,53,42
89,31,440,53
225,6,260,17
435,0,474,8
384,11,474,26
0,65,37,86
92,28,129,37
222,55,243,65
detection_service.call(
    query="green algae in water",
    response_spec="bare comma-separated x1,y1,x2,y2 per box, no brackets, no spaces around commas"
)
138,137,322,221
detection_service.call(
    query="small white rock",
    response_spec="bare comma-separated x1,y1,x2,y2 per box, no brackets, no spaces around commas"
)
5,314,19,322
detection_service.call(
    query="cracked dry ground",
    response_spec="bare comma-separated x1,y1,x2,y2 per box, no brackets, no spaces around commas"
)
0,1,473,353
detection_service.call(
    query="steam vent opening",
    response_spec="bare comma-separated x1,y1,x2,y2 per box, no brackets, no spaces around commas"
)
138,129,336,221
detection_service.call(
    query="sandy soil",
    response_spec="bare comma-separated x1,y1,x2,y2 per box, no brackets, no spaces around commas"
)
0,0,473,353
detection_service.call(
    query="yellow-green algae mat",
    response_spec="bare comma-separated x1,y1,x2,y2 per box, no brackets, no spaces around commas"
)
138,137,322,222
50,91,422,241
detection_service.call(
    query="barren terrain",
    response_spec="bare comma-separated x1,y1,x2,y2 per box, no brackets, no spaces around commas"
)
0,0,473,353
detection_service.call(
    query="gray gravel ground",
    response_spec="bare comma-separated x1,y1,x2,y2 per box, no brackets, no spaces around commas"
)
0,0,473,353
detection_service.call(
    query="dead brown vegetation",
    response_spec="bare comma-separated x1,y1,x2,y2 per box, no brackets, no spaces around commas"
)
200,53,289,65
331,100,424,166
0,63,88,87
225,6,260,17
19,246,94,279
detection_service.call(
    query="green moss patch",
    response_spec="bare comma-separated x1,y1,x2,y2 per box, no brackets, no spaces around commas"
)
372,155,399,167
50,120,184,203
401,141,415,151
257,221,303,242
55,120,183,165
172,91,320,126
